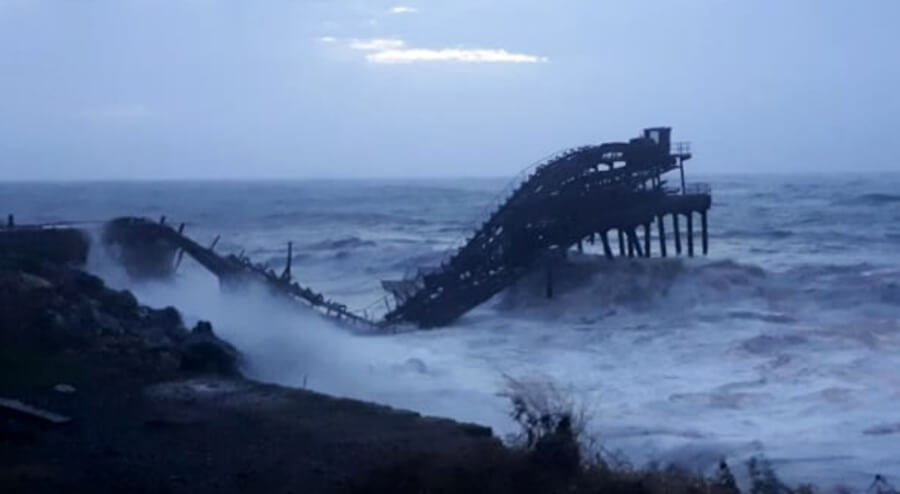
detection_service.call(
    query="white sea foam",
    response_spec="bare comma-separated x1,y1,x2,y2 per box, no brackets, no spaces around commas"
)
92,247,900,488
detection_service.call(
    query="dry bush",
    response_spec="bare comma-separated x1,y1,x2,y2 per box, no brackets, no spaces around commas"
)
498,375,589,449
352,375,832,494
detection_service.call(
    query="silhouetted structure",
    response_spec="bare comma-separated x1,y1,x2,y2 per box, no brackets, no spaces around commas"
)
101,217,372,326
96,126,711,330
381,127,711,327
0,219,90,264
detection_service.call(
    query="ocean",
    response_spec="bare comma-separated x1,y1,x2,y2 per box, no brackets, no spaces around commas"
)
2,174,900,486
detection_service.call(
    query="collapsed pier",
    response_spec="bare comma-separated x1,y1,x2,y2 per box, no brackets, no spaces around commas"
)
382,127,711,327
4,126,712,330
102,217,372,326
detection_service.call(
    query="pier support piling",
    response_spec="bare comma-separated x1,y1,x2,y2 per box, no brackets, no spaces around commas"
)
672,213,682,255
643,223,651,258
174,223,187,270
601,231,614,260
6,214,13,229
627,229,643,258
657,216,667,257
618,229,626,257
686,213,695,257
282,241,293,279
701,211,709,255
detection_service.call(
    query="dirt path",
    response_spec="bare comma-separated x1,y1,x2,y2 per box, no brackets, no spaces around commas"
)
1,350,496,493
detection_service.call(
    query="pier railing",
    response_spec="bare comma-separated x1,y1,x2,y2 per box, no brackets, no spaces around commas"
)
671,142,691,156
684,182,711,195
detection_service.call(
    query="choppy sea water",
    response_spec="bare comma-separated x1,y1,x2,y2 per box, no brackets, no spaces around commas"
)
2,174,900,487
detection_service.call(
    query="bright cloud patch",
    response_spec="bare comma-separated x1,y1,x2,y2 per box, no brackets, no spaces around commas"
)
349,38,406,51
324,37,548,65
390,6,418,14
367,48,548,64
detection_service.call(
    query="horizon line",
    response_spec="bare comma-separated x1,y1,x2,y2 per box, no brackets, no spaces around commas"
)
2,169,900,184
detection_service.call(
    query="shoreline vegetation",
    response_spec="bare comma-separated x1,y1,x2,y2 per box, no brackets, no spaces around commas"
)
0,238,887,493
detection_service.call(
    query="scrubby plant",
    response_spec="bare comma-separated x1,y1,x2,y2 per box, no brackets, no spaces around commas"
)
747,457,789,494
498,374,588,476
350,375,835,494
499,374,589,449
714,460,740,494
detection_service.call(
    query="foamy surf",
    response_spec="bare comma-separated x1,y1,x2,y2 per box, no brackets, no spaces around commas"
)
89,248,900,488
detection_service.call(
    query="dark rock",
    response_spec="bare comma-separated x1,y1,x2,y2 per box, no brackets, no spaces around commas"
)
64,269,106,297
193,320,214,336
2,250,244,378
180,321,241,376
100,289,139,316
146,306,183,330
17,272,53,291
92,308,125,335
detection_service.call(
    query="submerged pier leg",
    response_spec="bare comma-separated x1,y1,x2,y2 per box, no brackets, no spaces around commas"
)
657,216,667,257
686,213,695,257
701,211,709,255
174,223,187,270
281,241,293,279
618,229,626,257
643,223,651,258
601,231,614,260
577,239,583,253
672,213,682,255
628,229,644,258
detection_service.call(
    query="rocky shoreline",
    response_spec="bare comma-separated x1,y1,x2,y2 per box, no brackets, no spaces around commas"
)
0,227,842,494
0,242,500,493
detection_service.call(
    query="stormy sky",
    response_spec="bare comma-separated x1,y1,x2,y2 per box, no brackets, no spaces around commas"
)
1,0,898,180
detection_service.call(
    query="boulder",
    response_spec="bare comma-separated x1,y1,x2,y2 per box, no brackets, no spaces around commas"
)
63,269,106,298
18,272,53,291
99,289,139,317
179,321,241,377
146,306,183,330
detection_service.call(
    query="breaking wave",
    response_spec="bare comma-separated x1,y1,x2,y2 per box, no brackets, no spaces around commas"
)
493,255,900,322
495,256,768,317
306,236,378,250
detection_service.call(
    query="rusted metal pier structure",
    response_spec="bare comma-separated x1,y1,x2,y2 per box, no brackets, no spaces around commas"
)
102,217,373,327
36,125,710,330
381,127,711,328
